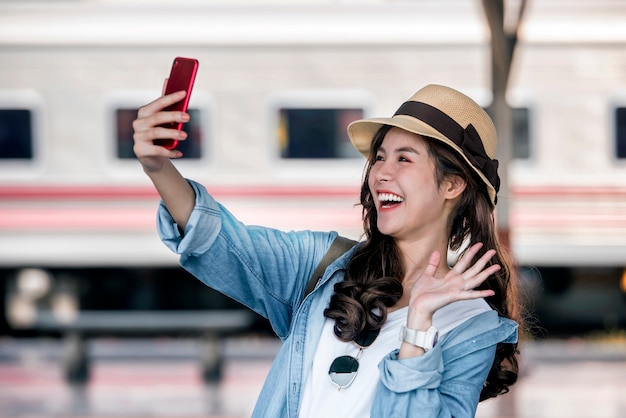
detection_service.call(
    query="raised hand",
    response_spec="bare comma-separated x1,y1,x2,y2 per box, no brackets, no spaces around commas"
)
131,89,196,230
132,90,189,172
406,242,498,328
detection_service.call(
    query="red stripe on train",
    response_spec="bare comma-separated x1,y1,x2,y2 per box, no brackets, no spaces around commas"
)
0,185,360,200
1,185,626,200
0,207,362,230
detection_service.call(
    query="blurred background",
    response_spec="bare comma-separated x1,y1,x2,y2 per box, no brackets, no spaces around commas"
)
0,0,625,417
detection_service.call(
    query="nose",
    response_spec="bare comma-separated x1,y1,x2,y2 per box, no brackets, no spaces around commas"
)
373,159,393,183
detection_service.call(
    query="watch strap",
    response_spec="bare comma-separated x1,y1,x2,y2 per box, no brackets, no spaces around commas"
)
399,325,438,351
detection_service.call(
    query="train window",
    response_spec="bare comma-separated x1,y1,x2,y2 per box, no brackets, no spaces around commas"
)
486,106,530,160
115,108,203,159
512,107,530,160
616,107,626,159
0,109,33,159
278,108,363,159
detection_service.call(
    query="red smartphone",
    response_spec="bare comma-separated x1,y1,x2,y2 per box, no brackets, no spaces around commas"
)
154,57,199,149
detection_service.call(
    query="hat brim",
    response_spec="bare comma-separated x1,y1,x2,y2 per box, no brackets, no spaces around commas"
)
348,116,497,204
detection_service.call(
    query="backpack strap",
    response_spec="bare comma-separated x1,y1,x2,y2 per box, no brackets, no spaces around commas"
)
304,235,357,298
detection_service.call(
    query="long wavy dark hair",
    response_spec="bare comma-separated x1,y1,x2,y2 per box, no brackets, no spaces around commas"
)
324,125,522,401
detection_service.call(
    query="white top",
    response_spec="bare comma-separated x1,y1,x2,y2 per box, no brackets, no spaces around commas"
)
298,298,491,418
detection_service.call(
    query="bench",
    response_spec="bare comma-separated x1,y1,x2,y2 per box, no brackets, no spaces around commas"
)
30,310,256,384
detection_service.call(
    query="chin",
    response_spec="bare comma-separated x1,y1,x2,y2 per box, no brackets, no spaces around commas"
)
376,223,401,238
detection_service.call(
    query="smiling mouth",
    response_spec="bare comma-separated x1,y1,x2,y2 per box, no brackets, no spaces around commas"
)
378,192,403,208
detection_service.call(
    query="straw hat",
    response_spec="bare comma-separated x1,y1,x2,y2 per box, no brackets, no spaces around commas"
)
348,84,500,206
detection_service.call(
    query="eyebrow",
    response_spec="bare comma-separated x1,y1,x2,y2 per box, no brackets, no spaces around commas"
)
378,145,420,154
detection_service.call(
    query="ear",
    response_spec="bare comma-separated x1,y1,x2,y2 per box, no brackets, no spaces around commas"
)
442,174,466,200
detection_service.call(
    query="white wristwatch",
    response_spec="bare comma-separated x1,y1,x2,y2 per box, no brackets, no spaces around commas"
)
399,325,439,351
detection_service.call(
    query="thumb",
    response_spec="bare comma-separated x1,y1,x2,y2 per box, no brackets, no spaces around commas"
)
423,251,441,278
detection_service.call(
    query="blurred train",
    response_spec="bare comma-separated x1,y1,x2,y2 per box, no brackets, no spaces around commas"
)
1,0,625,347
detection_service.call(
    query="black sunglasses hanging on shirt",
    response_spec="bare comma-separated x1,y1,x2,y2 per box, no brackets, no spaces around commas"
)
328,328,381,390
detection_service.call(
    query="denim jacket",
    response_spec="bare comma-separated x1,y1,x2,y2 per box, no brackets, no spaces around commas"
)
157,180,518,418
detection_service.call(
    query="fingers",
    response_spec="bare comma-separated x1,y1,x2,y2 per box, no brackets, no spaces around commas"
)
451,242,500,291
461,248,497,280
452,242,483,273
132,120,188,144
132,91,190,158
133,129,184,159
457,288,496,301
136,90,187,120
462,263,500,292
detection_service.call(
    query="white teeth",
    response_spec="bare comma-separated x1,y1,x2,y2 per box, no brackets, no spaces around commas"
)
378,193,403,203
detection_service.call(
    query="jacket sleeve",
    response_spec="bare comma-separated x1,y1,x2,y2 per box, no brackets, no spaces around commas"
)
371,312,518,418
156,179,337,339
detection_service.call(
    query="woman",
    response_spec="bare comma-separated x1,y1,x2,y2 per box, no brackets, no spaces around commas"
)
133,83,521,417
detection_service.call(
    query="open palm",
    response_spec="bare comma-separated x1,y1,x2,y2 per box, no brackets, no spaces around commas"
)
408,243,499,318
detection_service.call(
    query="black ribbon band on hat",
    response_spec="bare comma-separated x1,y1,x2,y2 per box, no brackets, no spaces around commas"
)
394,101,500,199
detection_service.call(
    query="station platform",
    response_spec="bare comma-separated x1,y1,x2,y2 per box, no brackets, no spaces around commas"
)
1,337,625,418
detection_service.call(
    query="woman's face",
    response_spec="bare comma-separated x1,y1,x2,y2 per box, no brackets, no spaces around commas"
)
368,127,449,241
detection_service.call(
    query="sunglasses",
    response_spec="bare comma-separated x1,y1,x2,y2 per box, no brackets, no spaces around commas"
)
328,328,381,390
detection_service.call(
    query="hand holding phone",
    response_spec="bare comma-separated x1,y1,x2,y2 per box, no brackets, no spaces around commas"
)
154,57,199,149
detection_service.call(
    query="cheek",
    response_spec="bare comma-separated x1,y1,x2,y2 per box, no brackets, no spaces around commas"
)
411,173,441,199
367,167,377,190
